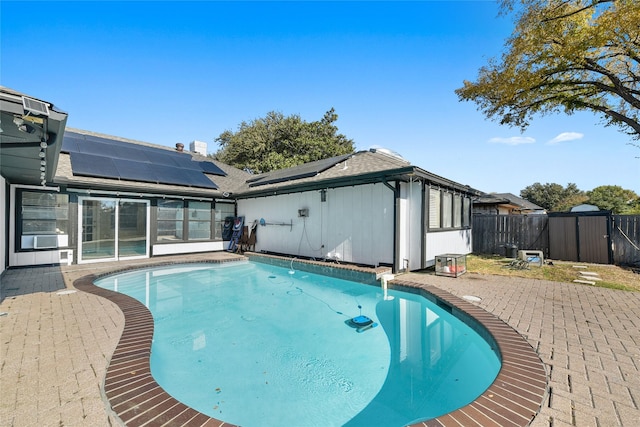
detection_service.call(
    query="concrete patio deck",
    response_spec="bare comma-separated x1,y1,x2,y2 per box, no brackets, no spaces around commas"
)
1,254,639,426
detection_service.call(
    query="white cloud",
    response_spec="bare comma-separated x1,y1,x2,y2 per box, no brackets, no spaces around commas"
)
488,136,536,146
547,132,584,145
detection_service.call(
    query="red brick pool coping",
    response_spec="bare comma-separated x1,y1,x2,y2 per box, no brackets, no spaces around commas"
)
73,260,547,427
391,279,547,427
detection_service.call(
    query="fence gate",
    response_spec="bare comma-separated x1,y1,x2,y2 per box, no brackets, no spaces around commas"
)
548,211,612,264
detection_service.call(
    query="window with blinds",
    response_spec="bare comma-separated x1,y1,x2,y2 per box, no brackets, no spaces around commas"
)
428,188,472,231
429,188,441,229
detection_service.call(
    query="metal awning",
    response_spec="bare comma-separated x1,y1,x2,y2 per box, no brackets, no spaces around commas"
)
0,87,68,185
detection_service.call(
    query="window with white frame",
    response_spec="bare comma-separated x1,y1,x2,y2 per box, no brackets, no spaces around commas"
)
156,200,217,242
428,188,441,229
188,201,212,240
20,191,69,236
453,195,462,228
462,197,471,227
442,192,453,228
157,200,184,241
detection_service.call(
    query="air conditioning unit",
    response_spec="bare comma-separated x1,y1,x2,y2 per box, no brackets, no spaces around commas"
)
33,235,58,249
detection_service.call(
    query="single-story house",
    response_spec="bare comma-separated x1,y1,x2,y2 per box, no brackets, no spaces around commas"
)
473,192,546,215
236,149,480,271
1,87,481,274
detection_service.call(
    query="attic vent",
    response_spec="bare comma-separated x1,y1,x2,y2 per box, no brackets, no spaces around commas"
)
33,235,58,249
22,96,50,116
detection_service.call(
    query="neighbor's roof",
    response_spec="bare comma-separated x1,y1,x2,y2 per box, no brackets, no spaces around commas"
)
235,148,481,198
54,128,250,199
474,192,545,211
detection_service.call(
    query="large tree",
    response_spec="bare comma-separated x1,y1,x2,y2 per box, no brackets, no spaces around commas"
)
213,108,355,173
587,185,640,213
456,0,640,140
520,182,586,211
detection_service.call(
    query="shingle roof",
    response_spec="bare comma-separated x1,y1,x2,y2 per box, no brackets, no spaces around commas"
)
235,149,480,198
53,130,480,200
475,192,545,211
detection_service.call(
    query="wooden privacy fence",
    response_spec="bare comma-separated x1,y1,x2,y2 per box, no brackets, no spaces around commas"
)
472,215,549,256
612,215,640,266
472,214,640,266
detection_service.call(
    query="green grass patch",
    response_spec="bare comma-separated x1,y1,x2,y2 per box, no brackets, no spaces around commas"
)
466,254,639,292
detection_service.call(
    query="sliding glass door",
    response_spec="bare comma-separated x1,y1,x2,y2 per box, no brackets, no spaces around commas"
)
118,201,148,257
78,197,149,263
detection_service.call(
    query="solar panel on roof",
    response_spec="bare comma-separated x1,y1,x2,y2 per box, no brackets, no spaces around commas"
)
147,164,218,189
63,132,221,189
248,154,351,187
171,154,202,170
79,136,151,162
113,145,146,161
76,138,117,157
148,164,184,186
248,171,318,187
69,152,120,179
83,135,114,145
143,150,182,168
186,171,219,188
113,158,158,183
61,135,82,153
83,135,116,146
199,161,226,176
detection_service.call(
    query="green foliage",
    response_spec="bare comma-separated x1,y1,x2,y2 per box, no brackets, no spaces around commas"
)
520,182,640,213
520,182,586,211
456,0,640,140
587,185,640,213
213,108,355,173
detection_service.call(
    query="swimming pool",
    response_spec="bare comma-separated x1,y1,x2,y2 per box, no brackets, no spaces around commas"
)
95,261,501,427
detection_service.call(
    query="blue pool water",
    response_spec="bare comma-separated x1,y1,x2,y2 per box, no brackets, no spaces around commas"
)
96,261,500,427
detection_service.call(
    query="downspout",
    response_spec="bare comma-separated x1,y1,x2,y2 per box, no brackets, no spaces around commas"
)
421,180,426,270
383,179,400,273
408,176,413,272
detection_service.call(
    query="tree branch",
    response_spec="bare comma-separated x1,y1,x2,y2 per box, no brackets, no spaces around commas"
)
541,0,612,22
582,58,640,108
590,104,640,135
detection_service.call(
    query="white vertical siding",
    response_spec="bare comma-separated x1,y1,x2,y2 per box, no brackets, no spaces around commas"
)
424,229,472,267
237,183,394,267
398,180,423,271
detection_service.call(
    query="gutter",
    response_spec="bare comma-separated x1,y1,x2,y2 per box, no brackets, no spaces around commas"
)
234,167,416,199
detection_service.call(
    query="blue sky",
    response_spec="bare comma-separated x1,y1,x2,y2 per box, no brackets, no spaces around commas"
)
2,1,638,195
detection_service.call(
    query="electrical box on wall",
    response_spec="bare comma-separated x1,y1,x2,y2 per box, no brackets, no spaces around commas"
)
298,208,309,217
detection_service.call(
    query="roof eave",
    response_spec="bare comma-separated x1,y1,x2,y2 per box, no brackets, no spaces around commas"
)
0,88,68,185
53,177,226,200
235,166,481,199
235,166,416,199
